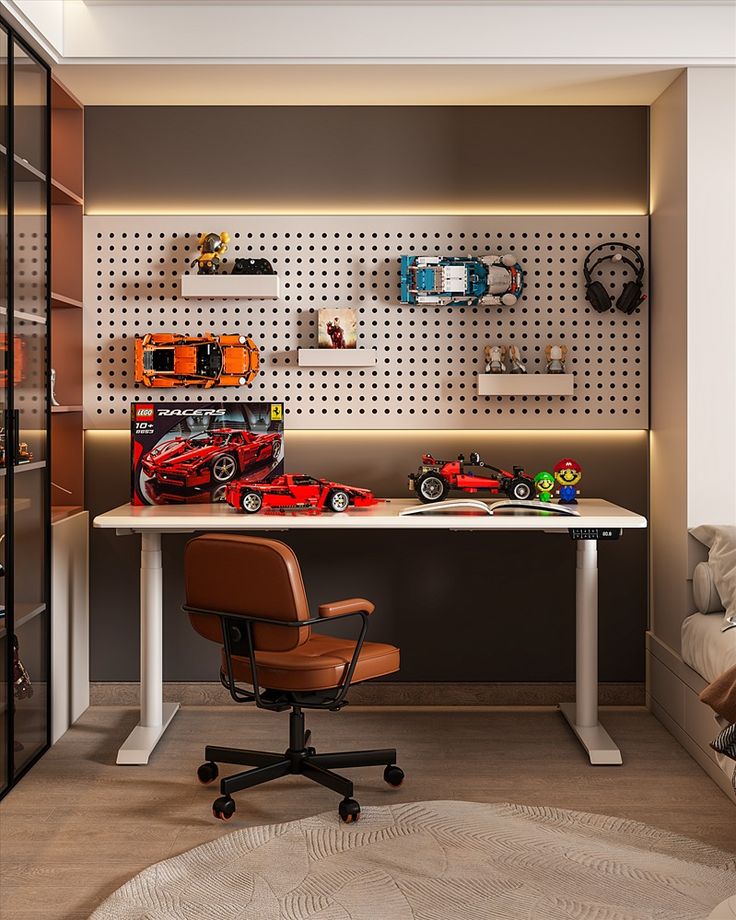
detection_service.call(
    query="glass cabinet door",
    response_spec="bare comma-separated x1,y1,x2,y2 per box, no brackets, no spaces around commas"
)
0,24,8,798
10,38,48,777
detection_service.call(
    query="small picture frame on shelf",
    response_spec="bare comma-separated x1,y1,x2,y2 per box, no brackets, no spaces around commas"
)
318,308,357,350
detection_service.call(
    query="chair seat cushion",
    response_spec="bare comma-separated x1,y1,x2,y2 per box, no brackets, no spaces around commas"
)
222,633,400,692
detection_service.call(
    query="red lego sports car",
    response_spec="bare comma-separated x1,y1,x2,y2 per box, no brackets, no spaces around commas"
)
225,474,377,514
141,428,282,488
409,452,535,503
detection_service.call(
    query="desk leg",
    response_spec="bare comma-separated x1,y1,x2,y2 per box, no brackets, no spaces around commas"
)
116,532,179,765
559,539,622,765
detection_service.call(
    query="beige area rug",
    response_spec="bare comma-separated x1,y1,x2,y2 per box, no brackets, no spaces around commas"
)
90,801,736,920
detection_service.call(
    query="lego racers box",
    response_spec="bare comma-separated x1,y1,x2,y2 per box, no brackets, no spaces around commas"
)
131,401,284,506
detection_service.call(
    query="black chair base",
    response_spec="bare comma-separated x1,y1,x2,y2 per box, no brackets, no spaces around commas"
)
200,707,403,823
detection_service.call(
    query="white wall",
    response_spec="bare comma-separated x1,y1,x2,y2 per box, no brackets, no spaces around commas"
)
649,65,736,655
650,71,689,653
686,67,736,529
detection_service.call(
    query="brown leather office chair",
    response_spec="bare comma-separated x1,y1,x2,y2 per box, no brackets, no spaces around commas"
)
184,533,403,823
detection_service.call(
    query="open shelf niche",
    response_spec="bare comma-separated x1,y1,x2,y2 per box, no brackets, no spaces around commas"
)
50,76,84,518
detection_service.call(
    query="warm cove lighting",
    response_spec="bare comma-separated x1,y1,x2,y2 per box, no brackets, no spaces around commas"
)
85,429,648,438
84,207,649,218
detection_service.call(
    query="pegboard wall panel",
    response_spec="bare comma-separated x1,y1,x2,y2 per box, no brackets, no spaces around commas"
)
83,216,648,430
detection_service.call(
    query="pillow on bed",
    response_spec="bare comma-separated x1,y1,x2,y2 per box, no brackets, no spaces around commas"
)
693,562,725,613
690,525,736,630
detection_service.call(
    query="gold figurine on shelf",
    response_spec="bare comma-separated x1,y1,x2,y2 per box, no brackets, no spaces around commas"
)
192,231,230,275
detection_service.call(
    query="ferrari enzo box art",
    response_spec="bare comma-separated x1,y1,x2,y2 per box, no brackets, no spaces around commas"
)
400,254,524,308
134,332,259,388
131,401,284,506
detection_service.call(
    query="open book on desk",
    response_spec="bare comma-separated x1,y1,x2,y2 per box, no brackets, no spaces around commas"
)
399,499,581,517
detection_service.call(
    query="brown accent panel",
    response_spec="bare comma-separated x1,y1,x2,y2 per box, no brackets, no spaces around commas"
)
51,204,82,301
52,109,83,199
51,412,84,508
50,307,83,405
84,106,648,214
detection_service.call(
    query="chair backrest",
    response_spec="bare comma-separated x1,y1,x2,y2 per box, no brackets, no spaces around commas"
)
184,534,311,652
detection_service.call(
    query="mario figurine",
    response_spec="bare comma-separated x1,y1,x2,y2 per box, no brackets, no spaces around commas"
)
553,458,582,504
534,471,555,503
326,317,346,349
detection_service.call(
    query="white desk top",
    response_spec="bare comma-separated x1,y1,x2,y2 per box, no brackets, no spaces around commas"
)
94,498,647,533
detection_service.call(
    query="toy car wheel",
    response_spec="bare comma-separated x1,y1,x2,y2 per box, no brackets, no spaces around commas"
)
211,454,237,483
271,438,283,462
329,490,350,512
509,477,534,501
241,491,263,513
416,473,448,504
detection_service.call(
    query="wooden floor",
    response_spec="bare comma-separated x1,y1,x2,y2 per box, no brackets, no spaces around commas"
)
1,705,734,919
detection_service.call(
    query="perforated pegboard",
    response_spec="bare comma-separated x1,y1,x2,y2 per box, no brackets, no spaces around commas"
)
83,216,648,430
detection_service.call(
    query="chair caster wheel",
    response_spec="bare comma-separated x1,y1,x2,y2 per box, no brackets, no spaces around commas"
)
384,765,404,787
212,795,236,821
338,797,361,823
306,746,317,756
197,761,219,785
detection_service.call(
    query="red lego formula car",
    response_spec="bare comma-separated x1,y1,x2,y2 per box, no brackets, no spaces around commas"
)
141,428,282,488
226,474,377,514
409,452,535,503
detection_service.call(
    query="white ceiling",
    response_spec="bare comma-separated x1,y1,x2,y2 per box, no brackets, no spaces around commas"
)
52,63,683,106
1,0,731,105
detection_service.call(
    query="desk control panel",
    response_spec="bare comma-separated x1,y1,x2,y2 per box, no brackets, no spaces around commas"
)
569,527,622,541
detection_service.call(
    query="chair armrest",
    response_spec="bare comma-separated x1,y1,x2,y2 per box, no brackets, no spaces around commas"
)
318,597,375,619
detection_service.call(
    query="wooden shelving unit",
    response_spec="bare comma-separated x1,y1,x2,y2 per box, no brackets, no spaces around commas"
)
50,77,84,516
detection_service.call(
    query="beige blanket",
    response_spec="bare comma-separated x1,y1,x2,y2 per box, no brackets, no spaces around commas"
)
700,663,736,723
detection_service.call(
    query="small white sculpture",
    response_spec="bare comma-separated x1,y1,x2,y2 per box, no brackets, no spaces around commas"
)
545,344,568,374
484,344,507,374
50,368,60,406
507,345,527,374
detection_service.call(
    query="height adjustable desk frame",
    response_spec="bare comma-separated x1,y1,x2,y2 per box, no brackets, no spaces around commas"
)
94,498,647,767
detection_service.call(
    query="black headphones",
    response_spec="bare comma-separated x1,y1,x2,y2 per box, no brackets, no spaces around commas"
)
583,242,646,314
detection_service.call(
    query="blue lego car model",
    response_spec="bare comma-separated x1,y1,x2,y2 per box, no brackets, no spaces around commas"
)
400,253,524,307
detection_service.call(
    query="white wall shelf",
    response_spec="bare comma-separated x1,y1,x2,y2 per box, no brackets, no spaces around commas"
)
298,348,378,368
477,374,575,397
180,273,279,300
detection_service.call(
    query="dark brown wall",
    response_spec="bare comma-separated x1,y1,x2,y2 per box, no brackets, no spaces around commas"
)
86,431,648,682
84,106,648,214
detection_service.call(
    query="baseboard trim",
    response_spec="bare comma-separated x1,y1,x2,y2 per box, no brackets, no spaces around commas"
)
90,681,645,707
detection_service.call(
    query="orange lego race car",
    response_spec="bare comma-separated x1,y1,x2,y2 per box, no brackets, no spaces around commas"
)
134,333,259,388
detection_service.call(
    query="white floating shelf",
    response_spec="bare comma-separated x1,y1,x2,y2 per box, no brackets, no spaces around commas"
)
180,273,279,299
477,373,575,397
298,348,378,368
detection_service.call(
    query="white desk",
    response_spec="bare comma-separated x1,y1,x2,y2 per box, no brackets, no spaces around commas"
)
94,498,646,766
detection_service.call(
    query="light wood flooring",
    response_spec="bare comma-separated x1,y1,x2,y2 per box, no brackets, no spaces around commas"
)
1,705,734,920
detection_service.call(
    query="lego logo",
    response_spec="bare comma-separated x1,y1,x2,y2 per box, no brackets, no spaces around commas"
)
136,405,155,419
